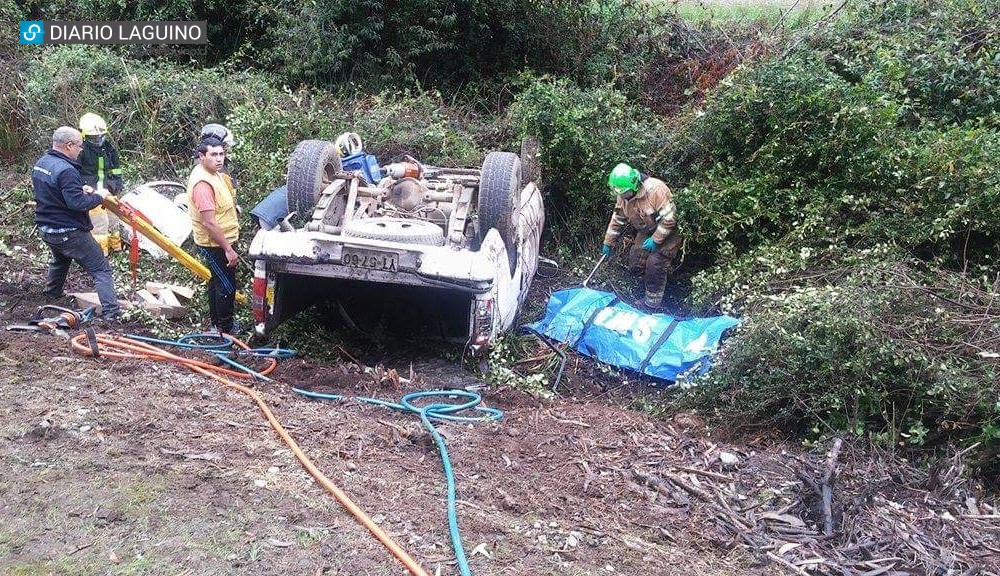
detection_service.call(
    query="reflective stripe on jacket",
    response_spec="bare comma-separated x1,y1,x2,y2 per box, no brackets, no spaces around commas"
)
603,176,677,247
78,140,124,194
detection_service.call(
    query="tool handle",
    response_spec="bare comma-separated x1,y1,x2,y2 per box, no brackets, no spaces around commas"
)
583,253,608,288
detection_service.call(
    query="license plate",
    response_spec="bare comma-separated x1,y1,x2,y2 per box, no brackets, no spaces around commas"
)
341,248,399,272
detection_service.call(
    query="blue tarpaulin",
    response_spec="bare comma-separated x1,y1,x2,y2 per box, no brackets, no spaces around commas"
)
525,288,740,382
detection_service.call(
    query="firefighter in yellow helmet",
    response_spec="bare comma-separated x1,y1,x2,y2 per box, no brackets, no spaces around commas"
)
600,163,683,310
78,112,124,253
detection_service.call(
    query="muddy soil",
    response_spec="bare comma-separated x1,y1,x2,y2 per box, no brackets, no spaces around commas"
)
1,219,998,576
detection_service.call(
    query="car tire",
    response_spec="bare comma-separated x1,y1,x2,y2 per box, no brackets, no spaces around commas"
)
343,218,445,246
478,151,520,273
286,140,343,225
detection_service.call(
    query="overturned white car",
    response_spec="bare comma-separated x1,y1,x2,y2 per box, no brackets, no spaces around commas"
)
249,139,545,350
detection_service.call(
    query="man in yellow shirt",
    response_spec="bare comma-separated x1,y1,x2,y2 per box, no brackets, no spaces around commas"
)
187,137,240,334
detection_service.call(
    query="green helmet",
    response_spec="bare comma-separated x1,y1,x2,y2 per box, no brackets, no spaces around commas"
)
608,163,640,196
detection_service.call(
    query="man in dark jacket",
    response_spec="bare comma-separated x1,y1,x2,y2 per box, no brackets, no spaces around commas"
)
32,126,120,320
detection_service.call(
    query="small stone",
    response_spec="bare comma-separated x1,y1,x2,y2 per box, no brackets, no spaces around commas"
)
605,565,615,572
718,451,740,467
345,461,358,472
253,479,266,488
79,425,92,433
267,466,279,474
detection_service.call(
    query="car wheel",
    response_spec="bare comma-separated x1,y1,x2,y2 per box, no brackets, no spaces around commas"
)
343,218,445,245
286,140,342,226
477,151,520,274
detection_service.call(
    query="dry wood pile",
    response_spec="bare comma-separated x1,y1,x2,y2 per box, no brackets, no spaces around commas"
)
624,431,999,575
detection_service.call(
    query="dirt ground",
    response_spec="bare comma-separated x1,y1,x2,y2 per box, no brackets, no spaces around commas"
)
1,228,998,576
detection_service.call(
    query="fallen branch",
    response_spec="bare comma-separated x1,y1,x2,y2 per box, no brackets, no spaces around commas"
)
672,464,735,482
766,551,812,576
822,438,844,536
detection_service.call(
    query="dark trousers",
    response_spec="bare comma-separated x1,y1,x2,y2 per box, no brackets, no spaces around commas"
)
198,246,237,332
41,229,120,317
627,231,683,307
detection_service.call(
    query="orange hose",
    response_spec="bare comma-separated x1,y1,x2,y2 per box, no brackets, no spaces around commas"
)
70,332,431,576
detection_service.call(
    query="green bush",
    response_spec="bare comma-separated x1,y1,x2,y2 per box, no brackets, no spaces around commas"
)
671,1,1000,276
686,257,1000,464
819,0,1000,128
20,46,278,181
669,0,1000,469
244,0,679,91
510,77,668,247
20,46,501,209
22,0,684,95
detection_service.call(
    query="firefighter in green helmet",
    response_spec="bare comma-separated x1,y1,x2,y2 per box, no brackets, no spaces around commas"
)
600,163,682,310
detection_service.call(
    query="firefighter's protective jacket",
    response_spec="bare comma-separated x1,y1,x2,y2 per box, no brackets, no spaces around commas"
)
602,176,677,247
78,139,124,194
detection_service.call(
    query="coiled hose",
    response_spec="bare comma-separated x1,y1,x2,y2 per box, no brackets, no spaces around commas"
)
293,387,503,576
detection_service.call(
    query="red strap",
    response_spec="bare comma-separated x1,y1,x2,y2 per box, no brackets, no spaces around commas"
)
130,217,140,291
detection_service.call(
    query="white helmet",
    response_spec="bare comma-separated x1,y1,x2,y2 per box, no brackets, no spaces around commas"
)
79,112,108,136
200,123,235,147
334,132,363,157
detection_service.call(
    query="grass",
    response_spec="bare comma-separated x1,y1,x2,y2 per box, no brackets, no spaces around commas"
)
5,558,101,576
668,0,835,24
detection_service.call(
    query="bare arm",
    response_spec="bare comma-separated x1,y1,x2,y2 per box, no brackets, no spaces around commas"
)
194,181,238,267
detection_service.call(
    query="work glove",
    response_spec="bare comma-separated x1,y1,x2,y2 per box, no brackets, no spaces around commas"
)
642,237,658,252
600,244,613,256
95,187,111,199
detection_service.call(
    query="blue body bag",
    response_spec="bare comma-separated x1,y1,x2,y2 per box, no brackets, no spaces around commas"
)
525,288,740,382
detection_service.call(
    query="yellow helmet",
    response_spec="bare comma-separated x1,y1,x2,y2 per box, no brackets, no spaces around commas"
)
79,112,108,136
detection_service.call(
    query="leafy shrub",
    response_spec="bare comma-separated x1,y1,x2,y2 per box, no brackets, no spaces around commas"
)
510,77,668,247
669,0,1000,469
819,0,1000,128
20,47,497,209
686,257,1000,465
20,46,277,181
1,0,27,159
671,1,1000,277
244,0,679,91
